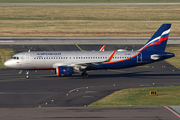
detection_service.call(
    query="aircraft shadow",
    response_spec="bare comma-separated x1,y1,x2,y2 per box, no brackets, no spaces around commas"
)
43,71,180,79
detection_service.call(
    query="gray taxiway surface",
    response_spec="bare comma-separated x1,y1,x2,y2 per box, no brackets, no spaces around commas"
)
0,61,180,108
0,107,179,120
0,37,180,45
0,43,180,119
0,61,180,119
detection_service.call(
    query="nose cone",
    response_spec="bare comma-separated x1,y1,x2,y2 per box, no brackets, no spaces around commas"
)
4,60,12,68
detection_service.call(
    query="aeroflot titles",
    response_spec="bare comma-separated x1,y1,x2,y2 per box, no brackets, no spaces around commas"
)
37,53,61,55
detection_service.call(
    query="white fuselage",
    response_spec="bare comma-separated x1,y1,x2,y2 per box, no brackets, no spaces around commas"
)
4,51,138,70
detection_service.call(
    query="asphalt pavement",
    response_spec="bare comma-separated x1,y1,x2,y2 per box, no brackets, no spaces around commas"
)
0,37,180,45
0,44,180,119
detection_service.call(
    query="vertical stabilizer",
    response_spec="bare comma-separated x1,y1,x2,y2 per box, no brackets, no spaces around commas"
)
139,24,171,52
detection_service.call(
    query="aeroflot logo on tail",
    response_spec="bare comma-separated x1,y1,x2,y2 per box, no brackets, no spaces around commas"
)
37,53,61,55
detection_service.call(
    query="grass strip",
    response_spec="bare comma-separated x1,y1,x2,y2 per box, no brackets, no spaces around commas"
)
166,45,180,68
0,47,14,68
0,0,180,3
89,86,180,107
0,6,180,37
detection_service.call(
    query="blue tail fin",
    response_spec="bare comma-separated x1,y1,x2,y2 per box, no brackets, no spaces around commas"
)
139,24,171,52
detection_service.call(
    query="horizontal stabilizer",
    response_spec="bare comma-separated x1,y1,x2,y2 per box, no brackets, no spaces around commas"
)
151,53,175,60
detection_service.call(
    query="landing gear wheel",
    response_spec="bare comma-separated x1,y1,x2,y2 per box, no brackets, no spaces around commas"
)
26,70,30,79
82,72,89,78
26,75,30,79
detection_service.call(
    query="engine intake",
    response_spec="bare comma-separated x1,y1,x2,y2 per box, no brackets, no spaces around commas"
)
56,66,73,76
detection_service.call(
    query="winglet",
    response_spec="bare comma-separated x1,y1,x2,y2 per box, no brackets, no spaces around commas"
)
108,50,116,61
100,45,106,51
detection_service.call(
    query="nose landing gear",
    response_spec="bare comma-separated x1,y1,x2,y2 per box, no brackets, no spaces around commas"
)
26,70,30,79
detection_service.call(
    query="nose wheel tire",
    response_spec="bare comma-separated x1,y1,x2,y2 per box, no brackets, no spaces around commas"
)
26,70,30,79
26,75,30,79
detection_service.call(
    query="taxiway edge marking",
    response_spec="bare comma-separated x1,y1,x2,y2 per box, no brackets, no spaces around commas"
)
164,106,180,118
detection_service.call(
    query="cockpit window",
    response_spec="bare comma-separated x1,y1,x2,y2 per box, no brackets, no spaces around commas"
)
11,56,19,60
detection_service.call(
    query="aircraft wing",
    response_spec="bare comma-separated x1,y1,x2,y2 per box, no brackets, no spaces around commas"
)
73,50,116,67
72,61,105,67
53,50,116,69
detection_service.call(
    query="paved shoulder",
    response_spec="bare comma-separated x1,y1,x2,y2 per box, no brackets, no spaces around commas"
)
0,37,179,45
0,107,179,120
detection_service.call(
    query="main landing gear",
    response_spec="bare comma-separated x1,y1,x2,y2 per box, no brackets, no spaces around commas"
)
81,71,89,78
26,70,30,79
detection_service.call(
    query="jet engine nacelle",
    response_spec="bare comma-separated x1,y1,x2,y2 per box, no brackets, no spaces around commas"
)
56,66,73,76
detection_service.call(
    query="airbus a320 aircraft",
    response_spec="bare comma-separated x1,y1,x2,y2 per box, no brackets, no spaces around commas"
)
4,24,174,78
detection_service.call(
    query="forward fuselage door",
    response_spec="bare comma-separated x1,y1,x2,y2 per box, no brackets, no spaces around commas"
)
25,53,30,64
137,53,142,63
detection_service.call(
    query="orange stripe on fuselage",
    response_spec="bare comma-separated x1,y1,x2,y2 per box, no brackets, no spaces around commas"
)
104,52,140,64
